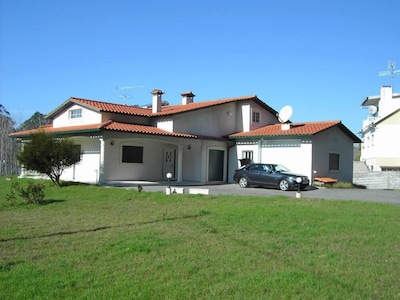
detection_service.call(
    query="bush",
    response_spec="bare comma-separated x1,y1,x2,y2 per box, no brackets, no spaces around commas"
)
6,181,45,205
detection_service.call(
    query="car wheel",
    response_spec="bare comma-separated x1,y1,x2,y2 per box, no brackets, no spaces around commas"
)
279,179,290,191
239,177,248,188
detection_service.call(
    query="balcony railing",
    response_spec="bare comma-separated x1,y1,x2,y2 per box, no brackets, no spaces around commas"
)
362,116,379,130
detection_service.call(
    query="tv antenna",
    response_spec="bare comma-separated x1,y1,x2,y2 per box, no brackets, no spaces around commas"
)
378,61,400,79
115,85,145,99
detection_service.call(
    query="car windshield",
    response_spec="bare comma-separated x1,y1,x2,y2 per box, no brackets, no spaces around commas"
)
272,164,290,172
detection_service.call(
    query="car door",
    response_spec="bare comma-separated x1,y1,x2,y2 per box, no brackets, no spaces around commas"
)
258,164,276,187
246,164,262,184
267,165,286,186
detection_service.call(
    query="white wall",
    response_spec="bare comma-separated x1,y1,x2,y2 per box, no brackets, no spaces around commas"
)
156,119,173,132
378,86,400,118
53,105,102,128
233,139,312,179
104,138,165,181
260,140,312,178
61,137,101,184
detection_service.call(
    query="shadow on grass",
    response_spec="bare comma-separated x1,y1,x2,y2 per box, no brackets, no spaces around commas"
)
0,212,209,243
60,181,92,187
40,199,66,205
0,260,25,271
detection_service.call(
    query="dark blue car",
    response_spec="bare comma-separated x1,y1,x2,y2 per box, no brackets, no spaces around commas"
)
233,163,309,191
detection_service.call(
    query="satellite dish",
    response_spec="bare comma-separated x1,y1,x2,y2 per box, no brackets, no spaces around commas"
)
368,105,377,115
277,105,293,123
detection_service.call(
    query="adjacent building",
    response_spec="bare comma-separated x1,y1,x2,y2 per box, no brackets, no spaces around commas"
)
360,85,400,171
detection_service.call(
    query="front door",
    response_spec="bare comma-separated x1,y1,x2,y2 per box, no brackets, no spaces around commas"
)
163,148,176,179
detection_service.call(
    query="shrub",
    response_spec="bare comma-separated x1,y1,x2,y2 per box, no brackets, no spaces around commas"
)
6,181,45,204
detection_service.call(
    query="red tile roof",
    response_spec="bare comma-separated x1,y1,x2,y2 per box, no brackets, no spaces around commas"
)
152,95,258,116
10,121,198,139
52,95,260,118
103,121,197,138
69,98,151,116
9,123,104,137
230,120,353,138
44,95,277,122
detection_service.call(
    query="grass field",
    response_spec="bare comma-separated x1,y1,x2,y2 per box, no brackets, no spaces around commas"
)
1,178,400,299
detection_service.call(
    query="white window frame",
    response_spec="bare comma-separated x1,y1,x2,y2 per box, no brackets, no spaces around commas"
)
69,108,82,119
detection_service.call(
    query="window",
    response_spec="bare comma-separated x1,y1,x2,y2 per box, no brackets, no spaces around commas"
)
242,151,253,160
329,153,340,171
69,108,82,119
122,146,143,163
249,164,260,171
252,111,260,123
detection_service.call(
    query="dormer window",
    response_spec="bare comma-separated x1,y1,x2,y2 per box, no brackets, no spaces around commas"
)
69,108,82,119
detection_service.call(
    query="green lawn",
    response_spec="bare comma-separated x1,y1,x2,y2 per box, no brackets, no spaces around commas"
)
1,178,400,299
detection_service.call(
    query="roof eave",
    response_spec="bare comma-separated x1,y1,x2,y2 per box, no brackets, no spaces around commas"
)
10,128,102,139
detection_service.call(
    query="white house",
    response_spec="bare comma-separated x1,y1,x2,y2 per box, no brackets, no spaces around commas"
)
11,89,360,185
360,85,400,171
230,120,359,182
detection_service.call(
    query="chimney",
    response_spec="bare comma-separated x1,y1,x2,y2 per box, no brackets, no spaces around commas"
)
181,91,195,105
381,85,392,102
151,89,164,113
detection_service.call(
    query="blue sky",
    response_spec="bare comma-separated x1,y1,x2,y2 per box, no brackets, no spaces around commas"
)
1,0,399,135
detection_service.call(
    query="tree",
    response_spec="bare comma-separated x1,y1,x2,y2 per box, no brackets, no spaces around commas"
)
17,131,81,186
17,111,51,131
0,104,19,175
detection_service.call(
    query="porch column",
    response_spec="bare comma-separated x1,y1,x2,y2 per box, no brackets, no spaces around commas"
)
177,145,183,182
98,138,105,184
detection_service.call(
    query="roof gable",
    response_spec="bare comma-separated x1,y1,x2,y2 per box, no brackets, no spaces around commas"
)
46,97,151,119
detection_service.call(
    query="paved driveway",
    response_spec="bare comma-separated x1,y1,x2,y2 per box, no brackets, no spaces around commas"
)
134,183,400,205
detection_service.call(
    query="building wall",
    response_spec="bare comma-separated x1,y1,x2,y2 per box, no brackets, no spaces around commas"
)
172,101,277,137
173,102,239,136
103,137,170,181
61,137,101,184
53,105,102,128
233,138,312,180
102,112,150,125
312,127,354,182
260,139,312,179
99,132,229,184
361,111,400,171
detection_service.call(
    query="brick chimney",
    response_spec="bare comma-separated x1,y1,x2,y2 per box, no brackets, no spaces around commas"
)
181,91,195,105
151,89,164,113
